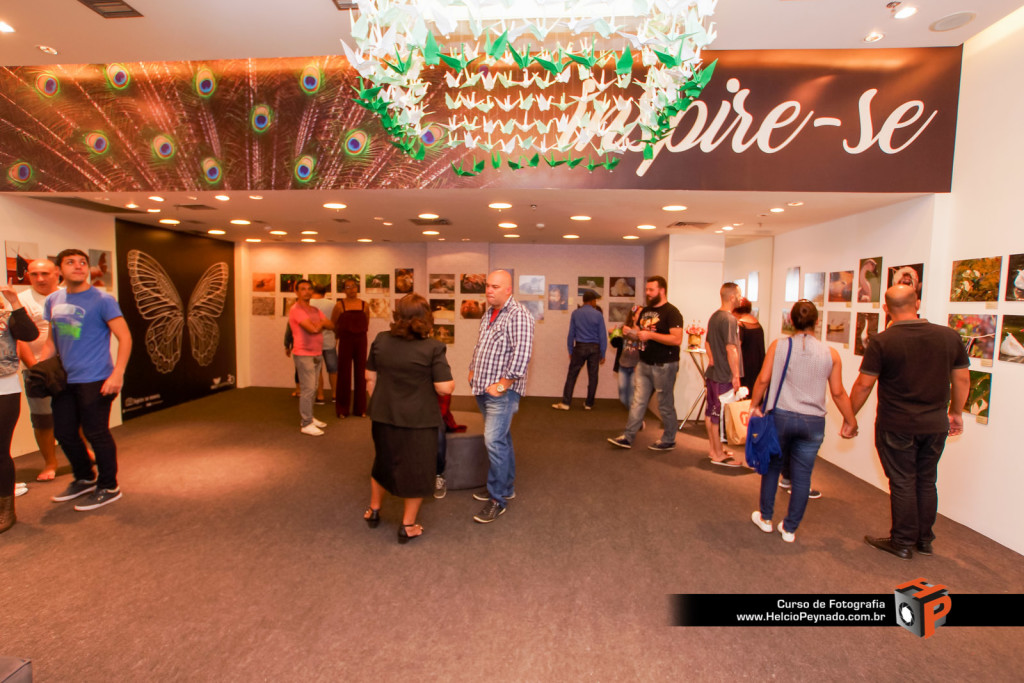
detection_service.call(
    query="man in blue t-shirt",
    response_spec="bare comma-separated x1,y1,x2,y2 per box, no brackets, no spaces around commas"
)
41,249,132,511
552,289,607,410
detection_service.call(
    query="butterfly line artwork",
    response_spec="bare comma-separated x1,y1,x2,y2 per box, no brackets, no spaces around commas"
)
127,250,229,374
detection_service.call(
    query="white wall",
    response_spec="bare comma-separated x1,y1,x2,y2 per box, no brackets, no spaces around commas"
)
1,195,121,458
725,236,773,317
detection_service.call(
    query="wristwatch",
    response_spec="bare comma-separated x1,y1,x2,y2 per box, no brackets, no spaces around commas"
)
495,383,506,393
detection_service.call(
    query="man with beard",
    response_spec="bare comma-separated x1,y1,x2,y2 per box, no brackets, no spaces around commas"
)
607,276,683,451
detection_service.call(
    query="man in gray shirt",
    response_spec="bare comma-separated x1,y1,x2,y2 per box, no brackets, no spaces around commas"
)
705,282,743,467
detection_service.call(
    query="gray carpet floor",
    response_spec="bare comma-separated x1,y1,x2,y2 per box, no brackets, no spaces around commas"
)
2,388,1022,682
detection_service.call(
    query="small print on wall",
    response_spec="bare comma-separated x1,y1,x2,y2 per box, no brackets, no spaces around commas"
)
365,273,390,294
433,324,455,344
522,299,544,322
950,256,1002,302
998,315,1024,363
966,370,991,424
430,298,455,321
337,274,360,292
854,312,879,356
460,298,485,319
252,272,275,292
828,271,854,303
785,267,801,302
803,272,825,305
858,257,882,303
282,296,297,317
948,314,997,362
4,241,37,285
578,276,604,290
747,271,759,302
252,296,276,316
548,284,569,310
395,268,414,294
609,277,636,297
280,273,302,293
781,310,795,335
519,275,545,296
608,302,633,323
460,273,486,293
308,273,331,292
1005,254,1024,301
430,273,455,294
887,263,924,300
368,298,390,319
826,311,850,345
88,249,113,290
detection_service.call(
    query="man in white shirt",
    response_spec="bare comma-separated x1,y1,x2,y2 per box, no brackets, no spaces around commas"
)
16,259,61,481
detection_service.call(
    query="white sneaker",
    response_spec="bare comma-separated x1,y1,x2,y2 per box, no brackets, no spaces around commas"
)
751,511,773,533
15,483,28,497
778,521,796,543
551,402,570,410
300,423,324,436
311,418,327,429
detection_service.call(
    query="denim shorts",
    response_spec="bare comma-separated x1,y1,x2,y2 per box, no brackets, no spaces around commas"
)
321,348,339,373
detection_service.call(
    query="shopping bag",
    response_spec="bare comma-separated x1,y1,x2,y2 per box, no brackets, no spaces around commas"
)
724,399,751,446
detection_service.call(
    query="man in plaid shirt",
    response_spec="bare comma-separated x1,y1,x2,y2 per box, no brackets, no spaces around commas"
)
468,270,535,524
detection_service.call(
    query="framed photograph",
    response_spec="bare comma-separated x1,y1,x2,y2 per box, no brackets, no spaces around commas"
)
368,297,390,319
337,274,360,292
365,273,390,295
966,370,991,423
280,273,302,293
803,272,825,305
433,324,454,344
825,311,850,345
395,268,414,294
747,271,759,302
734,278,746,298
430,273,455,294
88,249,113,290
460,273,486,294
854,312,880,356
857,257,883,303
578,276,604,290
252,272,275,292
430,298,455,321
5,241,38,285
459,298,485,319
785,267,801,302
887,263,924,301
949,314,997,361
282,297,297,317
781,310,795,335
608,302,633,323
522,299,544,321
519,275,545,296
998,315,1024,363
251,296,276,316
308,273,331,292
1004,253,1024,301
828,271,854,303
609,277,636,297
950,256,1002,302
547,284,569,310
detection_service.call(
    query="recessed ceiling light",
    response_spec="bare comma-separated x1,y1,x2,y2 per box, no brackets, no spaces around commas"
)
770,208,785,213
269,230,287,235
662,205,687,211
498,222,517,229
623,235,640,240
563,234,580,239
357,238,373,243
438,238,446,241
422,230,440,235
148,196,164,202
714,230,724,234
733,223,743,227
146,208,161,213
158,219,180,225
721,226,734,231
323,202,347,209
488,202,512,209
214,195,229,201
893,5,918,20
418,213,439,220
461,238,471,242
300,230,318,235
787,201,804,207
230,219,251,225
570,215,590,221
300,238,316,243
930,11,975,32
863,31,884,43
125,203,138,209
373,216,383,221
382,222,393,226
0,22,16,33
37,45,58,55
245,238,261,243
503,234,520,238
207,229,226,235
249,195,263,200
637,224,656,230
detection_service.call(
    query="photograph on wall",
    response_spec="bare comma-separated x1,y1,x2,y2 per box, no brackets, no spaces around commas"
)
825,311,850,344
519,299,543,322
252,272,275,292
460,273,486,293
609,277,636,298
365,273,390,295
282,297,297,317
803,272,825,305
547,284,569,310
395,268,414,294
519,274,545,296
966,370,991,423
857,257,882,303
308,273,331,292
251,296,276,317
608,302,632,323
854,312,880,356
998,315,1024,363
785,266,801,302
781,310,795,335
948,314,997,361
280,273,302,293
814,316,823,339
828,270,854,303
459,298,485,319
887,263,925,300
337,274,360,292
367,298,390,319
88,249,113,290
734,278,746,298
430,298,455,321
747,271,759,302
950,256,1002,302
1005,253,1024,300
578,287,600,301
433,324,454,344
578,276,604,290
429,273,455,293
4,240,37,285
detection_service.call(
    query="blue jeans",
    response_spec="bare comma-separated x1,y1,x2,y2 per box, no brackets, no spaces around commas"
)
475,390,520,507
616,366,636,409
759,409,825,533
624,361,678,444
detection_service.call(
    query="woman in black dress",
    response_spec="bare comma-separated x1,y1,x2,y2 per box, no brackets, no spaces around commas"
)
733,298,765,395
363,294,454,543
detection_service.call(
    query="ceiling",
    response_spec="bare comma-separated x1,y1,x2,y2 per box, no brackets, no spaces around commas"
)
2,0,1021,246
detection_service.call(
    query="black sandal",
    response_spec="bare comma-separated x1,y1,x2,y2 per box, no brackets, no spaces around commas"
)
364,508,380,528
397,524,422,544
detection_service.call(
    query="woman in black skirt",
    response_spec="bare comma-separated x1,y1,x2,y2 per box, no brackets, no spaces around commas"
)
363,294,454,543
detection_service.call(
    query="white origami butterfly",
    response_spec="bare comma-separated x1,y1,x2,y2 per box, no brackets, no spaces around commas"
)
127,250,229,374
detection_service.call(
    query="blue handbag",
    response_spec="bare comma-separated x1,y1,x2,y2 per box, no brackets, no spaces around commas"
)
745,338,793,475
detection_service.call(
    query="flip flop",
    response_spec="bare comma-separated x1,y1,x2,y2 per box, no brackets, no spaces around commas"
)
710,456,742,468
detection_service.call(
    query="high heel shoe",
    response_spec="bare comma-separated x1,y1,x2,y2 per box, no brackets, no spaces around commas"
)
364,508,380,528
397,524,422,544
